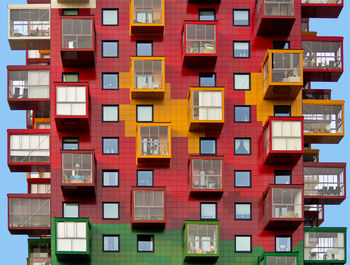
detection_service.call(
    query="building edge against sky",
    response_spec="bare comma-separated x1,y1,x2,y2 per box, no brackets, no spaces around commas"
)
3,0,348,265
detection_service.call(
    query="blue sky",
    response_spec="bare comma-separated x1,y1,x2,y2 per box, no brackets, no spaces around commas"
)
0,0,349,263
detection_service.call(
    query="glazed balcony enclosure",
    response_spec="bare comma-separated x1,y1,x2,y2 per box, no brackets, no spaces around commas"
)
54,218,90,261
54,82,89,131
61,18,95,66
189,156,223,196
304,204,324,227
8,4,50,50
130,0,164,35
264,184,304,229
304,227,346,264
7,66,50,110
8,129,50,172
131,187,165,228
136,124,171,165
303,89,331,100
263,117,303,164
26,50,50,65
255,0,296,35
184,221,219,261
304,162,345,204
130,57,165,99
303,36,343,82
303,100,344,144
259,252,298,265
28,238,51,265
188,87,224,131
301,0,343,18
262,49,303,99
61,150,95,196
183,21,217,66
8,193,50,235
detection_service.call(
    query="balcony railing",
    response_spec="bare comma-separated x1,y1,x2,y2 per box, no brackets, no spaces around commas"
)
132,0,162,24
185,24,216,54
259,253,297,265
29,258,51,265
259,0,294,16
62,152,93,184
301,0,342,4
191,158,222,191
133,189,165,222
62,19,93,49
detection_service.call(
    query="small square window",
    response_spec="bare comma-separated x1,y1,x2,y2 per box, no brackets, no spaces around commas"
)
200,203,217,220
103,170,119,187
233,10,250,26
103,105,119,122
199,9,215,21
200,138,217,155
103,138,119,154
102,41,119,58
234,106,251,123
234,138,251,155
62,138,79,150
136,41,153,56
62,73,78,82
63,202,79,218
274,105,291,117
103,202,119,219
275,170,291,185
235,203,251,220
137,170,153,187
234,73,250,90
234,171,251,188
273,41,290,49
62,9,79,16
199,73,216,87
276,236,292,252
103,235,120,252
102,73,119,90
137,105,153,122
233,41,250,58
102,9,118,26
137,235,154,252
235,235,252,252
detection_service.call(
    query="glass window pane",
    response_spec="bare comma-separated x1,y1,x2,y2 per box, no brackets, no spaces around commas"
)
234,74,250,90
63,203,79,218
234,106,251,122
235,236,251,252
137,42,152,56
235,171,251,187
235,203,251,220
201,203,217,219
233,10,249,26
103,73,119,89
276,236,291,252
234,42,250,58
62,9,79,16
103,171,119,187
104,235,119,251
137,106,153,122
137,171,153,186
62,138,79,150
103,106,119,122
200,139,216,155
103,138,119,154
103,203,119,219
199,73,216,87
137,235,154,252
235,138,251,155
103,41,118,57
274,105,291,117
63,73,78,82
199,10,215,21
275,171,291,185
103,10,118,25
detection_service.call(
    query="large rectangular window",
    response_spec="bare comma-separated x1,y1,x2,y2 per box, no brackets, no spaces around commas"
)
56,221,87,252
200,138,217,155
103,138,119,155
103,235,120,252
103,202,119,220
63,202,79,218
234,106,251,123
137,170,153,186
102,41,119,58
102,9,118,26
103,170,119,187
234,171,251,188
234,73,250,90
234,138,251,155
235,203,251,220
102,73,119,90
233,10,250,26
56,86,86,116
235,235,251,252
62,19,93,49
192,90,223,121
199,73,216,87
233,41,250,58
102,105,119,122
276,236,292,252
137,235,154,252
200,203,217,220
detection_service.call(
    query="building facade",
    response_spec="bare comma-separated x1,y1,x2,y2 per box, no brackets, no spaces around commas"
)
6,0,347,264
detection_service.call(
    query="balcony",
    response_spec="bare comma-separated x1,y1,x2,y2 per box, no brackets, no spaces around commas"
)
303,89,331,100
188,87,224,131
304,148,319,163
304,227,346,264
54,218,90,260
54,82,89,131
8,193,50,235
61,150,95,196
259,252,298,265
263,117,303,164
255,0,295,35
130,0,164,35
304,162,345,205
264,184,303,229
7,66,50,110
131,187,165,228
183,21,217,66
262,49,303,99
28,177,51,194
27,110,34,129
189,157,223,196
184,221,219,261
303,36,343,82
8,5,50,50
136,124,171,165
304,205,324,227
303,100,344,144
61,18,95,67
301,0,343,18
28,238,51,265
8,129,50,172
26,50,50,65
130,57,165,99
